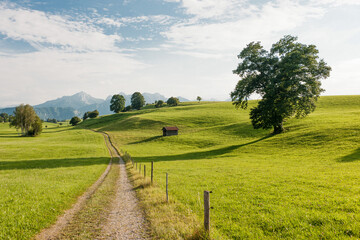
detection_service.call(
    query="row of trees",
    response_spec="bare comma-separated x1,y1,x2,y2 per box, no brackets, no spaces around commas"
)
83,110,99,120
110,92,182,113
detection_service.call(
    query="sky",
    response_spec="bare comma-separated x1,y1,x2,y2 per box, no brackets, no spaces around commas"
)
0,0,359,107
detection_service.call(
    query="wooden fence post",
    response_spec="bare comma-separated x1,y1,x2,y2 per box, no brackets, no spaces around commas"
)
139,164,141,173
166,173,169,202
151,161,154,184
204,191,210,233
144,165,146,178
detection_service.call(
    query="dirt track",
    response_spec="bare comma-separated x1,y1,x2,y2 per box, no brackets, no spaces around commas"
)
35,132,149,240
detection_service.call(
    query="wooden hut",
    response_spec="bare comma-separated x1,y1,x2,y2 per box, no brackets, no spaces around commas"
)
162,126,179,136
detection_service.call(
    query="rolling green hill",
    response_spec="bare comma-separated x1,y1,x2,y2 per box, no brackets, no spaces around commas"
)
83,95,360,239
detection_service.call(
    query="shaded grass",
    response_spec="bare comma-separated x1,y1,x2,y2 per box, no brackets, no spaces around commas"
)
0,123,109,239
83,95,360,239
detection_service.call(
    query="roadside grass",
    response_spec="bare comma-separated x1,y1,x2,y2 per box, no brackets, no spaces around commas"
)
0,123,109,239
82,95,360,239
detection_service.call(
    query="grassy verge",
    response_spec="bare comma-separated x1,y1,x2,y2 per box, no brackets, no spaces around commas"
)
125,161,220,239
0,123,109,239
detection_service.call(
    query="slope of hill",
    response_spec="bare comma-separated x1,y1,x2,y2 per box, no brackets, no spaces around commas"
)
81,95,360,239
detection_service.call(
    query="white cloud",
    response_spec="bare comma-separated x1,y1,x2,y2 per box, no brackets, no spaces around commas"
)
0,2,121,51
162,0,325,55
323,58,360,95
0,50,147,106
97,17,123,27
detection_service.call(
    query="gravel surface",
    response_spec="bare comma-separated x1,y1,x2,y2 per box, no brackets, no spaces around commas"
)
99,133,150,240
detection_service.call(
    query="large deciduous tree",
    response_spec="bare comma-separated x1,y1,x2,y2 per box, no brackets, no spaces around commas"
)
231,35,331,134
10,104,43,136
110,94,125,113
131,92,145,110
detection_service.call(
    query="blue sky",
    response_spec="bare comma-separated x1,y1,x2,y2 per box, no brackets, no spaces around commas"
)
0,0,359,107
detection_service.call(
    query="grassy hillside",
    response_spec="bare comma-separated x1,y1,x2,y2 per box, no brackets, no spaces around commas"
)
0,123,109,239
82,95,360,239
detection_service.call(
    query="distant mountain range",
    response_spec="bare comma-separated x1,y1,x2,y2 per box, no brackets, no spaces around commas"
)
0,92,190,120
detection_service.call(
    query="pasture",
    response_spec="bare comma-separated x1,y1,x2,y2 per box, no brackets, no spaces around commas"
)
0,123,109,239
82,95,360,239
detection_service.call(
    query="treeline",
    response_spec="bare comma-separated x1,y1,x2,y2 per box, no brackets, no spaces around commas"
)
110,92,182,113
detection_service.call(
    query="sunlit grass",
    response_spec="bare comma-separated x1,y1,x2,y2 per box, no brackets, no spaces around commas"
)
0,123,109,239
82,95,360,239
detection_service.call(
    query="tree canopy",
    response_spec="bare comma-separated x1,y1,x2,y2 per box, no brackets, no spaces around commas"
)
110,94,126,113
231,35,331,134
197,96,202,102
69,116,81,126
167,97,179,106
10,104,42,136
88,110,99,119
155,100,165,108
131,92,145,110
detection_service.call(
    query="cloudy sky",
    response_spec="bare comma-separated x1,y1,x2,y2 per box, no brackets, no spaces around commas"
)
0,0,359,107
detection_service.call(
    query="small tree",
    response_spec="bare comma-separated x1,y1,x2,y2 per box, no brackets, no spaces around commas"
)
122,105,132,112
0,113,9,122
88,110,99,118
83,112,89,120
231,35,331,134
131,92,145,110
167,97,179,106
70,116,81,126
10,104,38,136
110,94,126,113
27,116,43,136
155,100,165,108
197,96,202,102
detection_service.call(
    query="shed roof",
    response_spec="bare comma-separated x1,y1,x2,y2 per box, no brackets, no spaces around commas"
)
162,126,179,131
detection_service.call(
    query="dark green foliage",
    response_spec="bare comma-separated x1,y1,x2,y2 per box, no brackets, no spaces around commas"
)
131,92,145,110
70,116,81,126
110,94,125,113
46,118,57,123
167,97,180,106
0,113,9,122
87,110,99,119
197,96,202,102
27,116,43,136
122,105,132,112
83,112,89,120
155,100,165,108
231,35,331,134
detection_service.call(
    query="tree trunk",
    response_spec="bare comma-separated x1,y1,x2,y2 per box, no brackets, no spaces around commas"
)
273,122,284,134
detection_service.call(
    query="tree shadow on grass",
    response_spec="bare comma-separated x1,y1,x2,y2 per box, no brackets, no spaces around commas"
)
338,148,360,162
129,136,163,145
0,157,109,171
135,134,273,163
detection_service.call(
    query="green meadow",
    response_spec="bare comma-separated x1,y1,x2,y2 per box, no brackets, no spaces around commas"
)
0,123,109,239
83,95,360,239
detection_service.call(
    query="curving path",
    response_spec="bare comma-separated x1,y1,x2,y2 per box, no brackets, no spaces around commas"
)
35,131,149,240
